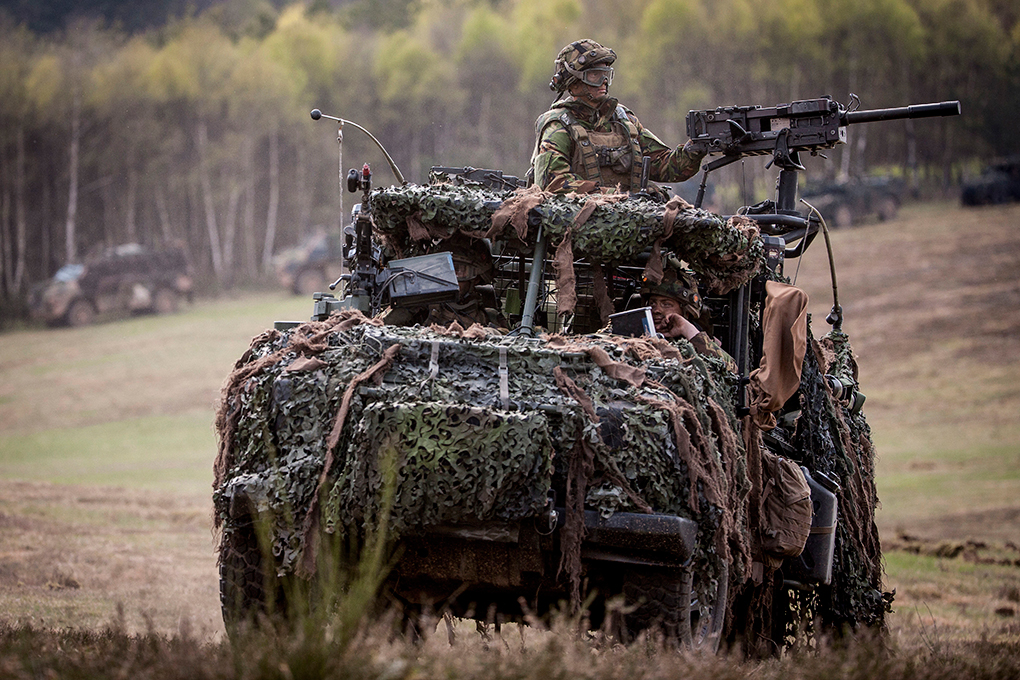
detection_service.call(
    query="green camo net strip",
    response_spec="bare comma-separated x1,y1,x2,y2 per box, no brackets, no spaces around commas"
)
369,183,764,295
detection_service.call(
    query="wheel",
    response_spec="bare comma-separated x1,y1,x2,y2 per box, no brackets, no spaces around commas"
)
65,298,95,327
294,268,324,296
152,288,180,315
620,561,728,652
218,518,278,631
875,196,899,222
831,204,853,228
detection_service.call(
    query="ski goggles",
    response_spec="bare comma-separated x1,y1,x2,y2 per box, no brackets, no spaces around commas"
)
579,67,613,87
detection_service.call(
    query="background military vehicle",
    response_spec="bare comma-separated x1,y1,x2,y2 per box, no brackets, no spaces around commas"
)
213,98,959,653
30,243,192,326
961,156,1020,206
272,229,346,296
799,176,903,227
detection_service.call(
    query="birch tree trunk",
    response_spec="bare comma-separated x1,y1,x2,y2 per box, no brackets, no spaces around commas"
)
242,133,257,279
65,91,81,264
125,165,138,244
260,129,279,274
13,126,26,293
222,183,241,287
2,178,11,296
155,186,173,243
197,120,224,283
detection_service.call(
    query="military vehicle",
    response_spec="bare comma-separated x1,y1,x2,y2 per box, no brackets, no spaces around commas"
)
272,229,346,295
214,97,959,652
799,176,903,228
30,243,193,326
961,156,1020,206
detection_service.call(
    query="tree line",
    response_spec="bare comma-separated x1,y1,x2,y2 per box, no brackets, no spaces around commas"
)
0,0,1016,310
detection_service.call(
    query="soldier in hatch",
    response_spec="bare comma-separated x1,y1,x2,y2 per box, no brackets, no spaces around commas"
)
646,266,735,369
382,236,506,329
530,39,706,195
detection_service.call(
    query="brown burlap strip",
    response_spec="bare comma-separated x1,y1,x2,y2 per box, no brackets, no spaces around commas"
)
553,366,598,421
486,185,548,242
284,356,327,373
552,366,652,611
591,262,614,328
642,195,690,285
584,345,646,388
552,198,602,317
299,342,402,576
213,310,381,495
406,210,430,242
553,230,577,316
636,386,723,511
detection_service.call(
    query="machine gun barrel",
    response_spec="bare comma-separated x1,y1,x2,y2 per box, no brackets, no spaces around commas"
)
843,100,961,125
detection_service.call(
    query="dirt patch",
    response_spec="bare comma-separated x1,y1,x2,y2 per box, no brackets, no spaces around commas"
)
0,480,222,638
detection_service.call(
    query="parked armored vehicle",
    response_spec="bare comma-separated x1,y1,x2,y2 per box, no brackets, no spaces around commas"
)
273,229,346,295
960,156,1020,206
800,176,903,227
30,243,192,327
214,98,959,652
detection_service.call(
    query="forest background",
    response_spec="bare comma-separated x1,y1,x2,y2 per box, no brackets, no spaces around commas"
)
0,0,1017,318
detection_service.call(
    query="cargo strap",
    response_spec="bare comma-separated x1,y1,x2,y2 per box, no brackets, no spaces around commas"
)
428,341,440,380
499,346,510,410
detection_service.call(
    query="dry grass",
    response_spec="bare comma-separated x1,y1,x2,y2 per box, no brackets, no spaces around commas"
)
0,202,1018,672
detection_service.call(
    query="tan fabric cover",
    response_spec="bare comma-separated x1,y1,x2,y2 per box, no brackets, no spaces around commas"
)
759,450,813,557
748,281,809,429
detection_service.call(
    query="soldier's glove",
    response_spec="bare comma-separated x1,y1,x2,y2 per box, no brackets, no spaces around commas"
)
681,139,708,162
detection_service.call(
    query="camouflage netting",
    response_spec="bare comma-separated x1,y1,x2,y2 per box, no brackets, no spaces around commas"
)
794,324,889,629
213,309,887,639
213,310,750,608
369,183,764,295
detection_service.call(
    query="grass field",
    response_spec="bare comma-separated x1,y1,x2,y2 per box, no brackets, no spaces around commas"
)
0,201,1018,669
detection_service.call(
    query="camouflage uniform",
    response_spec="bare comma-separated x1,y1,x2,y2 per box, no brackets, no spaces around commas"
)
532,98,706,194
646,263,735,369
531,39,705,194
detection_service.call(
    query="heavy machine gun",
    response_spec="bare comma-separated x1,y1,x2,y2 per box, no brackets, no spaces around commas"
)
684,95,960,414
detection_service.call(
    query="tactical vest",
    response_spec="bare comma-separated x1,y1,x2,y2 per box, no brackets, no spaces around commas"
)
533,105,644,191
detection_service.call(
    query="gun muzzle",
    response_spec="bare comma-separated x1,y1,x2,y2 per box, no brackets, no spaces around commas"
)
843,100,961,125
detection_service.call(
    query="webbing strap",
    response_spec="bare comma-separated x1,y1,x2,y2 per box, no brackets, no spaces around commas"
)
499,346,510,410
428,341,440,380
616,106,644,190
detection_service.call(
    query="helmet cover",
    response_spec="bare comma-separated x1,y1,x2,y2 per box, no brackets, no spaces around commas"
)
645,266,702,318
550,39,617,92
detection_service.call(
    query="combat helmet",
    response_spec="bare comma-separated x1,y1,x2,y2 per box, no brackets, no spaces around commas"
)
644,258,703,319
550,39,616,92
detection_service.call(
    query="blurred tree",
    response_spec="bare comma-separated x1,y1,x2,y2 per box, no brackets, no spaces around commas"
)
0,21,36,297
373,29,463,180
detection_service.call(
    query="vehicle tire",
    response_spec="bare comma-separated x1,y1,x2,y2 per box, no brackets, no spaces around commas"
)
65,298,95,327
875,196,899,222
153,288,180,315
294,268,324,296
831,204,853,229
218,518,276,632
621,561,728,652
